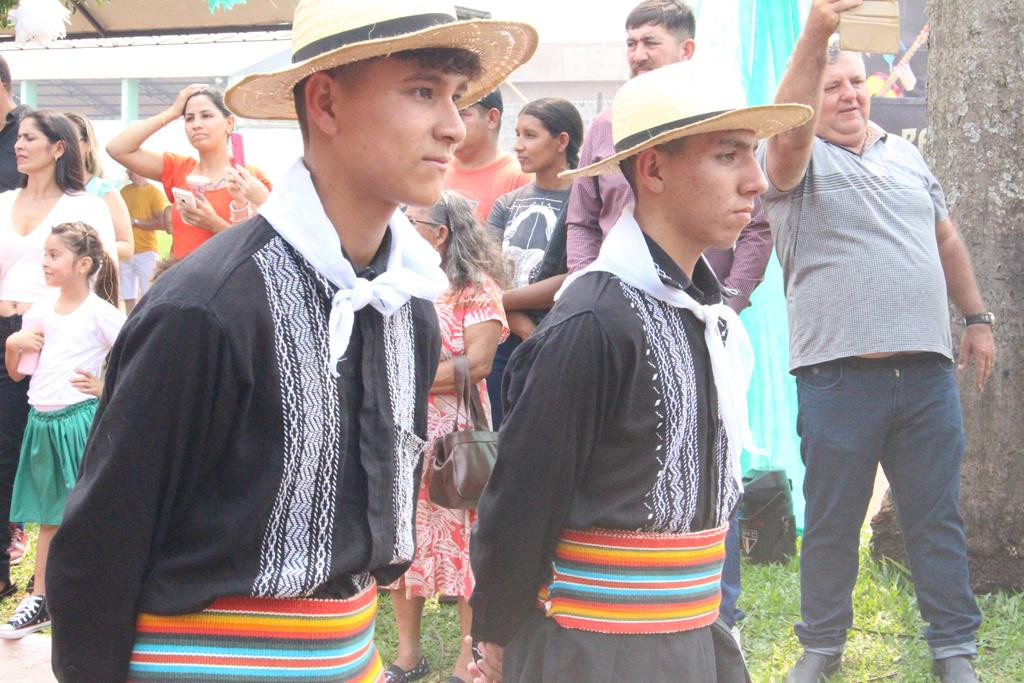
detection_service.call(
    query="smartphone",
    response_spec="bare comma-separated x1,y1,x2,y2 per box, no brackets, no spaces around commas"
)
172,187,197,209
230,132,245,168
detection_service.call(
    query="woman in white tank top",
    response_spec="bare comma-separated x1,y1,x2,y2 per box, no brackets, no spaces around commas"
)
0,110,116,598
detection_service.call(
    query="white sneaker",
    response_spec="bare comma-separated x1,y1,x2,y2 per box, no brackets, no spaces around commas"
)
0,595,50,639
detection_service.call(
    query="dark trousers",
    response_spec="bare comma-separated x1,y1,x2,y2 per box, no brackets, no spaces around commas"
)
486,334,522,429
719,509,744,628
0,315,30,584
795,354,980,658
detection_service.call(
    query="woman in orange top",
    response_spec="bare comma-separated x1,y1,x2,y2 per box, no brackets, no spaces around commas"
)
106,84,272,259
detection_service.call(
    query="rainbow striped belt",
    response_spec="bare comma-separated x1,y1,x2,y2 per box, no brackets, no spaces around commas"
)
128,582,383,682
539,525,728,634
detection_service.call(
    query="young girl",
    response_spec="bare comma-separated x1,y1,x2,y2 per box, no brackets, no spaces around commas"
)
1,221,124,638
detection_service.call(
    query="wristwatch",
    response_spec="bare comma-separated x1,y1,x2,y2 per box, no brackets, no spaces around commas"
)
964,312,996,330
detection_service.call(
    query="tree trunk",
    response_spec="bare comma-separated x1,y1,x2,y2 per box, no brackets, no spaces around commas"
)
871,0,1024,591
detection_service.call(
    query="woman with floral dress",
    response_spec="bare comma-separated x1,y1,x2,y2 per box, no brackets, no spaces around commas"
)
386,191,508,683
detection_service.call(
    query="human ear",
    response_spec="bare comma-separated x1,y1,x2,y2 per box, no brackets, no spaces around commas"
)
635,148,666,195
557,131,570,154
77,255,93,275
679,38,696,61
304,72,341,138
487,108,501,131
53,140,65,160
435,224,450,249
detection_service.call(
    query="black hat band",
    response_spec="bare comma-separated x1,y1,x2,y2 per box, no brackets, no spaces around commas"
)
293,12,457,63
614,109,731,153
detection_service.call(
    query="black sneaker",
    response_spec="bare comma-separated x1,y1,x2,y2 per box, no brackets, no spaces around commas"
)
0,595,51,639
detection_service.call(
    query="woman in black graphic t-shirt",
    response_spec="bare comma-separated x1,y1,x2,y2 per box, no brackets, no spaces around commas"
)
486,98,583,427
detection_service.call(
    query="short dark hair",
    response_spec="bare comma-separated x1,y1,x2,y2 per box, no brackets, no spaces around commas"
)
625,0,696,42
20,111,86,194
293,47,484,144
0,55,11,95
619,136,688,201
520,97,584,169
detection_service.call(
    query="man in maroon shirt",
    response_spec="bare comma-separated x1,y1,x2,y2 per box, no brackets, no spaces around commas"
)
565,0,772,314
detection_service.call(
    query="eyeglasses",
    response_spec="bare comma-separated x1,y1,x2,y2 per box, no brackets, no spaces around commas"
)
408,218,444,230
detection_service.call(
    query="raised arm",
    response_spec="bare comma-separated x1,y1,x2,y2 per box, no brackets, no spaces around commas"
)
106,84,207,181
766,0,863,192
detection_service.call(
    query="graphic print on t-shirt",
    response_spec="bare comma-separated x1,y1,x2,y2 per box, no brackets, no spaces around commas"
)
498,187,568,288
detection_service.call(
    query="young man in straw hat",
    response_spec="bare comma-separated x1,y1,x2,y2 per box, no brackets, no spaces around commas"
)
761,2,991,681
468,60,811,683
46,2,536,681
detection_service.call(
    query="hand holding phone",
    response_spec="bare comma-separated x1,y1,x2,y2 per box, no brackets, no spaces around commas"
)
172,187,197,210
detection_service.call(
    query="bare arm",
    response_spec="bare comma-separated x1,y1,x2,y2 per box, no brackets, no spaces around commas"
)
502,273,568,312
766,0,863,191
131,216,164,230
935,217,995,389
102,191,134,260
106,84,207,181
4,330,42,382
430,320,502,395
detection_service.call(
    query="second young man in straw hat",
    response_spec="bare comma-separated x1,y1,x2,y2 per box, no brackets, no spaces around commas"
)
46,2,536,681
467,61,810,683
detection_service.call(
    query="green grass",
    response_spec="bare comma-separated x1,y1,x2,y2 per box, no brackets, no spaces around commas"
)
5,527,1022,682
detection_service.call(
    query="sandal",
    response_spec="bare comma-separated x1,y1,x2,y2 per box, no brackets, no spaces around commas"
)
384,656,430,683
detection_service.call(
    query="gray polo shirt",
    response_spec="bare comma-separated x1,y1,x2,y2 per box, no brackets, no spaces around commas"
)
758,124,952,371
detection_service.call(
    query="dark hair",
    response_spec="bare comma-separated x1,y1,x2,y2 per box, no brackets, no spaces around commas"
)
50,222,119,305
0,54,11,95
520,97,585,169
421,190,506,289
625,0,696,42
293,47,484,144
619,136,688,202
64,112,104,179
475,89,504,115
20,111,86,193
183,86,232,119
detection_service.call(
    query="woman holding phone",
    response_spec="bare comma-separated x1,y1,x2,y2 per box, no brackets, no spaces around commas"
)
106,84,272,259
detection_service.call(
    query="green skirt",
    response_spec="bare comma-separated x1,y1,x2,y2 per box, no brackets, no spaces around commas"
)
10,400,98,525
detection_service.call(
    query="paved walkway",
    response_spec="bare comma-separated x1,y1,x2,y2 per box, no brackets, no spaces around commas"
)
0,634,57,681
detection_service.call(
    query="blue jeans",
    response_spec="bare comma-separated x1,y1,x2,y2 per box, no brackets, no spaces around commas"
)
487,335,522,429
795,354,980,659
719,509,744,628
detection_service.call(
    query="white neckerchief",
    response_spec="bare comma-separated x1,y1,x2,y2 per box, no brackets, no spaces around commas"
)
555,206,754,486
259,159,449,375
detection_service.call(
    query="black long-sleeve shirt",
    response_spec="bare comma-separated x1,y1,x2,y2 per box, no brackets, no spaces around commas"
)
471,237,740,645
47,217,439,682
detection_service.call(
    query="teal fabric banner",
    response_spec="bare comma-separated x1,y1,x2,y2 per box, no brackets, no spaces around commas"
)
735,0,810,529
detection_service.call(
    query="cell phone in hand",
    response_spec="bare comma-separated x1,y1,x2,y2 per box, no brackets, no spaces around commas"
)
172,187,197,209
230,132,245,168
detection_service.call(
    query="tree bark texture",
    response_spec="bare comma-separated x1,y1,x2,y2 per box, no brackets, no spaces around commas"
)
872,0,1024,591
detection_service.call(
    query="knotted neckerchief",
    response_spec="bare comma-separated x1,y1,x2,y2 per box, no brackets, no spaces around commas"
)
259,159,449,375
555,206,755,486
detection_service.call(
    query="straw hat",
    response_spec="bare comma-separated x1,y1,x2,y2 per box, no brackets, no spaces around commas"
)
225,0,538,120
561,61,814,178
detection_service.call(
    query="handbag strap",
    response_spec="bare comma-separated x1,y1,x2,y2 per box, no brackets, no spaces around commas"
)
452,355,490,431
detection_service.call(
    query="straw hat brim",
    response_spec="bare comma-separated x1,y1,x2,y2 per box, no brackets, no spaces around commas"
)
560,104,814,179
225,20,538,120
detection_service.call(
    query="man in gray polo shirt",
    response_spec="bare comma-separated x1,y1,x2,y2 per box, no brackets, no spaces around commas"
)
759,1,996,682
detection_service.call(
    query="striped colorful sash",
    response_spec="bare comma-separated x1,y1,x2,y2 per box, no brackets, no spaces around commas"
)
539,525,728,634
128,583,383,682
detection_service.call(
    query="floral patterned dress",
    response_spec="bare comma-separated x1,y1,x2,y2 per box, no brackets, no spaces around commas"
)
388,277,509,599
